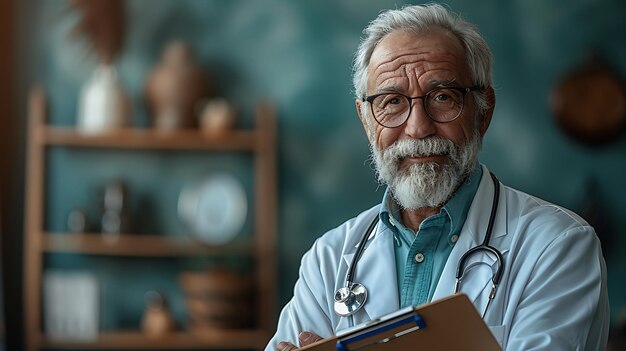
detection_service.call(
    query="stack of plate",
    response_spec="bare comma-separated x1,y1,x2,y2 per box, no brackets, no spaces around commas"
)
179,270,254,330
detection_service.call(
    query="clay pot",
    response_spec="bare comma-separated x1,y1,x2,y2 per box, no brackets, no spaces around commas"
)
145,41,210,130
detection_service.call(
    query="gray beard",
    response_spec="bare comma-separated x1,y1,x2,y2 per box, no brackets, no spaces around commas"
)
371,134,481,210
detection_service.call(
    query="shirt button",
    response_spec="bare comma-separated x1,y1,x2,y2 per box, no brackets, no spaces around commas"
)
414,252,425,263
451,234,459,244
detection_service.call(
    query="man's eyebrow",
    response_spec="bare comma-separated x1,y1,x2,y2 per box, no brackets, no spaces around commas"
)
428,79,457,87
374,85,403,94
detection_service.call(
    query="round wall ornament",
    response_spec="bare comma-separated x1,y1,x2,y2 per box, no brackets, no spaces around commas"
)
551,55,626,145
178,173,247,245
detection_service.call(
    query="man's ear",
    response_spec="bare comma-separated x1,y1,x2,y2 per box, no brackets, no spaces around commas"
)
356,99,375,144
479,87,496,136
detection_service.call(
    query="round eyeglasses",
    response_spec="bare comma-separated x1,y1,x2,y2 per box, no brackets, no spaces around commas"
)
363,86,481,128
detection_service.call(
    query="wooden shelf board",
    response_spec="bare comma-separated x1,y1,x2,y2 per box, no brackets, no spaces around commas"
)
39,329,269,350
39,127,257,151
42,232,252,257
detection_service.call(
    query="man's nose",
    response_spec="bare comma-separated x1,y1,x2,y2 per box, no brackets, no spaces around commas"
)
402,100,436,139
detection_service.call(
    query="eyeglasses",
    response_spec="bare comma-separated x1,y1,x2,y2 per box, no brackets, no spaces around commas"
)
363,86,481,128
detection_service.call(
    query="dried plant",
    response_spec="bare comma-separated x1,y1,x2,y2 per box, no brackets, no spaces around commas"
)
68,0,125,65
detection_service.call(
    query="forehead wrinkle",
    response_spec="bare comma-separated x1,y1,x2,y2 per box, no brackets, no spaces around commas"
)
373,71,407,92
369,40,468,94
372,52,428,78
372,61,462,93
373,49,462,73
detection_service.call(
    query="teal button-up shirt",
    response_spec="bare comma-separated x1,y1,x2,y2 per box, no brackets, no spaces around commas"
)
379,164,482,308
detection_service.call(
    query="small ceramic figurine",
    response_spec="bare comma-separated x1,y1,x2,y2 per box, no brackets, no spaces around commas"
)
141,290,175,337
198,97,237,135
145,41,211,130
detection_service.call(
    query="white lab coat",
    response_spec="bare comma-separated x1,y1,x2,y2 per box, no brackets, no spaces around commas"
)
266,165,609,350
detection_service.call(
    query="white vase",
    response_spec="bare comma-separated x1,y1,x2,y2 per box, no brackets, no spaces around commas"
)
77,64,131,134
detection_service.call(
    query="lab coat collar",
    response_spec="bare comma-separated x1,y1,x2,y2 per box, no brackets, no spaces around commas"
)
341,219,399,325
432,165,509,310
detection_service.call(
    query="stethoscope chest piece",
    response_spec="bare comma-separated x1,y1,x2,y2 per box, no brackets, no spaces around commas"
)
334,283,368,317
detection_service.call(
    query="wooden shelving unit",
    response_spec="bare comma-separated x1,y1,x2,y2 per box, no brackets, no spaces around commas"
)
22,87,277,350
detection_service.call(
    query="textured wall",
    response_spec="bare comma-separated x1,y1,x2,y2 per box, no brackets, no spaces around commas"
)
24,0,626,328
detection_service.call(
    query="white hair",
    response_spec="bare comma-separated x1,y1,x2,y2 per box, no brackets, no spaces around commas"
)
352,3,493,115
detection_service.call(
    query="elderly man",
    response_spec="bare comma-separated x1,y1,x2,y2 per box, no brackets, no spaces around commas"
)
268,4,609,351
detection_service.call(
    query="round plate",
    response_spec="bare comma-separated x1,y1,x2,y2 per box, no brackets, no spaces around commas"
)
178,174,247,245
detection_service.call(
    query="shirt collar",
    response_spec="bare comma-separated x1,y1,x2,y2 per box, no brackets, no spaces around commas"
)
379,163,482,241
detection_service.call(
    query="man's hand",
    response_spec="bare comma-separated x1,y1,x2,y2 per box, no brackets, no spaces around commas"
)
276,331,323,350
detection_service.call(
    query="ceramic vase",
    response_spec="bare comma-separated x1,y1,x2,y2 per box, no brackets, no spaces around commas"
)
77,64,131,134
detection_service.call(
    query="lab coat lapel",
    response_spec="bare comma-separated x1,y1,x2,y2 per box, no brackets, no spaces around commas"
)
341,223,399,324
432,165,508,311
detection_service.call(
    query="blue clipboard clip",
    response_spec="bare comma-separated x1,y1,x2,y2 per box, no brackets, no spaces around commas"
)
335,311,426,351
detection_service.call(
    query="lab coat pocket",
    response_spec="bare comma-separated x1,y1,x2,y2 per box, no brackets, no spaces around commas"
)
488,324,506,348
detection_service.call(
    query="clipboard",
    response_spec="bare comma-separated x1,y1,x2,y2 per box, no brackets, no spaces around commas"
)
299,293,502,351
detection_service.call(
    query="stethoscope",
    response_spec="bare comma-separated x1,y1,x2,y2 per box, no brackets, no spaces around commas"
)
334,172,504,319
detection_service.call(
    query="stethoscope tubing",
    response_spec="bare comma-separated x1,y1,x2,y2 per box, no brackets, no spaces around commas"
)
455,172,504,287
346,216,379,285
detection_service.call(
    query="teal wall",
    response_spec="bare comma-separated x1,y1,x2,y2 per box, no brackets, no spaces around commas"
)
27,0,626,328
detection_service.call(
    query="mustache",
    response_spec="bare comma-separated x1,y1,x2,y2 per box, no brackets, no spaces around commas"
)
382,137,456,162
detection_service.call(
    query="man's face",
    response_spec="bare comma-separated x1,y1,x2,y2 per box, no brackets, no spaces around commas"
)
356,28,492,209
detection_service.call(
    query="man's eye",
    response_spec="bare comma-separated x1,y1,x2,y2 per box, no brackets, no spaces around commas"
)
373,94,406,109
434,93,451,101
430,89,462,105
388,97,402,105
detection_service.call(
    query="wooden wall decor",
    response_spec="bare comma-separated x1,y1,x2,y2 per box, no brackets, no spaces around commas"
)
551,54,626,145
